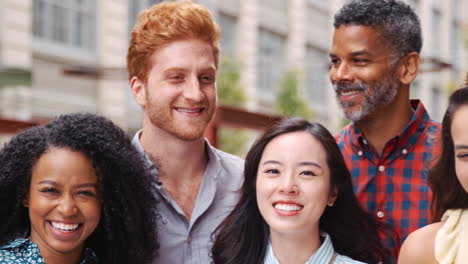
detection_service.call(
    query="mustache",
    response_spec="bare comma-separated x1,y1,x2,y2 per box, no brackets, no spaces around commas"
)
333,82,367,92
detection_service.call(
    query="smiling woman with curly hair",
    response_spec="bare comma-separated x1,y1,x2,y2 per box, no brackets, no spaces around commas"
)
0,113,159,264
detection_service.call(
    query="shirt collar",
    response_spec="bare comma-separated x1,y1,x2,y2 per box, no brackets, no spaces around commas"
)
131,129,221,182
264,232,335,264
347,99,431,155
1,239,98,263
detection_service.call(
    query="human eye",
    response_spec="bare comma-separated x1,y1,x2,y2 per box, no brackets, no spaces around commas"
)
329,57,340,67
200,74,216,84
40,187,59,194
168,74,185,82
300,170,317,177
456,153,468,159
262,168,280,175
353,58,369,65
77,189,97,197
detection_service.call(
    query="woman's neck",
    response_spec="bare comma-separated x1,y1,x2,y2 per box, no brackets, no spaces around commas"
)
270,229,321,264
29,237,83,264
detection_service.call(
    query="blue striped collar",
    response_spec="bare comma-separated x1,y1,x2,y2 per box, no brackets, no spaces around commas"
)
264,232,335,264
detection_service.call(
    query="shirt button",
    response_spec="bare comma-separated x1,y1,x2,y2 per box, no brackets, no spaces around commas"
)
187,236,192,244
378,165,385,172
377,211,384,218
402,149,408,154
358,150,363,156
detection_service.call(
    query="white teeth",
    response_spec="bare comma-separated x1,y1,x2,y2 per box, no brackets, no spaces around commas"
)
274,203,303,211
340,90,359,96
50,221,79,232
177,108,202,113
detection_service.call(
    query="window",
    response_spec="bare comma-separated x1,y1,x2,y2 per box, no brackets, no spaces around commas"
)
33,0,95,52
431,9,441,58
451,21,460,69
218,13,237,58
257,29,286,104
406,0,419,11
410,79,420,99
129,0,164,34
431,87,441,120
306,0,327,9
304,46,328,110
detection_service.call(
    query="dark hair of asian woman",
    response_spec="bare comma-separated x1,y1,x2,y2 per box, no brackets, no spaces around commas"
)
211,117,388,264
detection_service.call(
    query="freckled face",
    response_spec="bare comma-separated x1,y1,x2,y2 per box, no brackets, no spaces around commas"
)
135,39,217,141
329,25,400,121
27,148,101,258
451,105,468,192
256,131,337,239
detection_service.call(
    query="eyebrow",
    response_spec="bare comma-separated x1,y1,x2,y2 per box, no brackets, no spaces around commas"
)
37,180,98,188
455,144,468,150
261,160,322,169
329,50,370,58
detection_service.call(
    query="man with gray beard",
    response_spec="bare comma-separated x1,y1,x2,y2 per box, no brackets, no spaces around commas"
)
329,0,441,262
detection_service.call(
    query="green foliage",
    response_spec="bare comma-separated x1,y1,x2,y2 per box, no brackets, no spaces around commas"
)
218,127,250,158
275,70,313,119
217,56,246,107
216,55,249,157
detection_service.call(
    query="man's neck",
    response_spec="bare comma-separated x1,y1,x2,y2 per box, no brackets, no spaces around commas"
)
139,121,208,220
355,97,413,156
140,123,208,181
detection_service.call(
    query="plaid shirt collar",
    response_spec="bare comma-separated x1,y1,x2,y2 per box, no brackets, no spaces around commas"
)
347,100,430,159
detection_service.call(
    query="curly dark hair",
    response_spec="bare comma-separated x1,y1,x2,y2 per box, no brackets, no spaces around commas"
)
211,118,388,264
0,113,159,263
334,0,422,60
429,86,468,221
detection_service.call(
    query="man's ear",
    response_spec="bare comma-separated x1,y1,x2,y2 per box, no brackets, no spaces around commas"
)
327,186,338,207
130,76,147,108
397,52,420,85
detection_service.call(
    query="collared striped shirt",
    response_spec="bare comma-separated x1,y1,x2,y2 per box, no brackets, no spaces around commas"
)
263,233,365,264
335,100,442,262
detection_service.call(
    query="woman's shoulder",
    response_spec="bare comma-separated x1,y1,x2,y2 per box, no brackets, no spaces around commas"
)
0,239,43,264
334,253,366,264
398,222,443,264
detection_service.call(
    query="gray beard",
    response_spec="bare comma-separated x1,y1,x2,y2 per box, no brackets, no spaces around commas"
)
336,74,399,122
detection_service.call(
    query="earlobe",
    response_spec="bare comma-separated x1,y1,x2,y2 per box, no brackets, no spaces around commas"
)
328,187,338,206
23,195,29,208
130,76,147,108
398,52,420,85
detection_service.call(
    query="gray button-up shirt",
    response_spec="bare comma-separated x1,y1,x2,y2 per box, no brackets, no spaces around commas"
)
132,131,244,264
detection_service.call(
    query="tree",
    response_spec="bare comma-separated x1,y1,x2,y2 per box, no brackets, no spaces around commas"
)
216,56,249,157
275,69,313,119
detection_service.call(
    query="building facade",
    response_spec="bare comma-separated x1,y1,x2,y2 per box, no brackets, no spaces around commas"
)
0,0,466,137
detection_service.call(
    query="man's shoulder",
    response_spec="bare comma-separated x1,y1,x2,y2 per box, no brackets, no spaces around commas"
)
334,123,352,146
210,146,245,171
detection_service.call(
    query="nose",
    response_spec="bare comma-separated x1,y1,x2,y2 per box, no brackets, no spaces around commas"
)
183,76,205,102
278,174,298,194
330,61,353,84
57,195,78,217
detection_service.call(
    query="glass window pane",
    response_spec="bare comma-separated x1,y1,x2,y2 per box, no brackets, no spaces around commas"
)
257,29,286,103
304,46,327,108
32,0,95,52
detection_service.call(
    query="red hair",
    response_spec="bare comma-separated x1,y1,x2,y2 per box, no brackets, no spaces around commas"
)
127,0,220,83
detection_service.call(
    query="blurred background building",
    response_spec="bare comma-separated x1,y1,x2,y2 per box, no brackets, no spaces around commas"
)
0,0,467,148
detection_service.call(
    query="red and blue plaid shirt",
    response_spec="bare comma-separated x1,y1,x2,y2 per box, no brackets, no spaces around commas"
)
335,100,441,261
